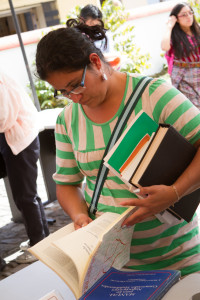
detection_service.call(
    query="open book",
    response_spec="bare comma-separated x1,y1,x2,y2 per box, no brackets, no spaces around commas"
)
29,207,136,300
79,267,181,300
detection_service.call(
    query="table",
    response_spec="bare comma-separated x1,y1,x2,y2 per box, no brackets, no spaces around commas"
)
0,261,75,300
0,261,200,300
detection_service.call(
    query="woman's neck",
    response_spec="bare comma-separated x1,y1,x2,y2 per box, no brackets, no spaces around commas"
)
82,71,127,124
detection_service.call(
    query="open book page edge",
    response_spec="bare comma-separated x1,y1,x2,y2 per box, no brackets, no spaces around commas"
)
80,207,136,294
52,211,131,295
52,230,101,294
100,206,136,235
29,223,79,299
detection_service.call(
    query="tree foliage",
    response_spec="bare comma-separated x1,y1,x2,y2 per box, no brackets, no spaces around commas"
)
101,0,150,73
188,0,200,22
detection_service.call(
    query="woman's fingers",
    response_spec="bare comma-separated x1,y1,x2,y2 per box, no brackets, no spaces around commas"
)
122,207,152,227
121,185,179,226
74,214,93,230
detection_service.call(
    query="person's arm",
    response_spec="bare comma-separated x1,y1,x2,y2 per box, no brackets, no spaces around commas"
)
161,16,177,51
0,77,19,132
56,184,92,230
53,110,93,229
121,141,200,226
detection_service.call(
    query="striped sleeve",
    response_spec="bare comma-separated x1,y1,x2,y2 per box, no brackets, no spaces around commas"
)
148,78,200,144
53,108,84,185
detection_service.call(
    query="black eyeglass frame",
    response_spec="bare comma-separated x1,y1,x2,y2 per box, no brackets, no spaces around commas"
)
54,65,87,98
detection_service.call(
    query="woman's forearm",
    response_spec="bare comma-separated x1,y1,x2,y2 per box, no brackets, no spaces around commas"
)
161,26,172,51
161,16,176,51
56,183,88,222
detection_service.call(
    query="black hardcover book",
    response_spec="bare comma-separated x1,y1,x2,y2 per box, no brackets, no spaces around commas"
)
130,124,200,222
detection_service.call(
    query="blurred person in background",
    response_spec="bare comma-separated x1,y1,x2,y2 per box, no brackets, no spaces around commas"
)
0,71,49,265
161,2,200,109
79,4,110,52
78,4,120,69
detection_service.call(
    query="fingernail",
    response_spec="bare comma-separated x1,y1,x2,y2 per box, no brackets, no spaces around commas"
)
133,188,140,193
81,223,87,227
122,225,127,229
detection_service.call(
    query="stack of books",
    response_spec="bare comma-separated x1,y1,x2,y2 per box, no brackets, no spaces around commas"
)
104,111,200,222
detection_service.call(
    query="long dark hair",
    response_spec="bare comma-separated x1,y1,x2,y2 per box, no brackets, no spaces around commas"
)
170,2,200,58
36,19,108,80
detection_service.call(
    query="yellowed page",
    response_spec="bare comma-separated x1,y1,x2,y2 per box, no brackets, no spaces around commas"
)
81,207,135,294
30,208,135,299
29,223,80,299
53,211,122,297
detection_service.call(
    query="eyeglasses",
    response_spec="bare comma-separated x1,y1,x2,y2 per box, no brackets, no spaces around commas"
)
54,65,87,99
177,11,194,18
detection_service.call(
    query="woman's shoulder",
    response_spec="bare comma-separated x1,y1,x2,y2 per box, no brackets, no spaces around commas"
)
129,73,169,91
56,102,73,123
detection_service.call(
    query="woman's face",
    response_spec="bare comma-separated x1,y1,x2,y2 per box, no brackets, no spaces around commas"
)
177,5,194,28
46,65,107,108
85,18,102,26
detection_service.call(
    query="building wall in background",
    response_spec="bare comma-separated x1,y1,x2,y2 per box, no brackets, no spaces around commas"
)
0,1,60,37
57,0,100,21
0,1,178,94
0,0,173,37
122,0,147,10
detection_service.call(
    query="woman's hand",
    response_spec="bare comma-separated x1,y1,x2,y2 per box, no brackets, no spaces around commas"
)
120,185,178,227
167,16,177,29
73,213,93,230
161,15,177,51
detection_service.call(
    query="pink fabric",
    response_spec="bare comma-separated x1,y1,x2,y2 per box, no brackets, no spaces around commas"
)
0,71,39,155
165,49,174,75
166,36,200,75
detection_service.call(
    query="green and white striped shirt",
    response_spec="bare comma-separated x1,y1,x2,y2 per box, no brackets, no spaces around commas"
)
53,74,200,276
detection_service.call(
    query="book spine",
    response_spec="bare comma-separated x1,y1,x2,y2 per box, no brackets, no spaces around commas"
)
151,271,181,300
128,124,164,185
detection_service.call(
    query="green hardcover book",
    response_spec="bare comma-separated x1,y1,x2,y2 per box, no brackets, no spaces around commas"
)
104,111,158,176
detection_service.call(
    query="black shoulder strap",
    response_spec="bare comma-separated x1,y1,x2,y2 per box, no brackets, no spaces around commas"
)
88,76,153,217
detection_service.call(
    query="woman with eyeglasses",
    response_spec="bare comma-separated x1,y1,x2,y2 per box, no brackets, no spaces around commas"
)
36,19,200,277
161,2,200,109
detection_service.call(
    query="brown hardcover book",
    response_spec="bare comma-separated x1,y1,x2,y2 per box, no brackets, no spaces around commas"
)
129,124,200,222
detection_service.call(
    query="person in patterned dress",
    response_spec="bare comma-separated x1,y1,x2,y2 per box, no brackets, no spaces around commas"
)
35,19,200,276
161,2,200,109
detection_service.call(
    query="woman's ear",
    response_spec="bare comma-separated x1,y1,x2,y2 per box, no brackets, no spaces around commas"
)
89,53,102,70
